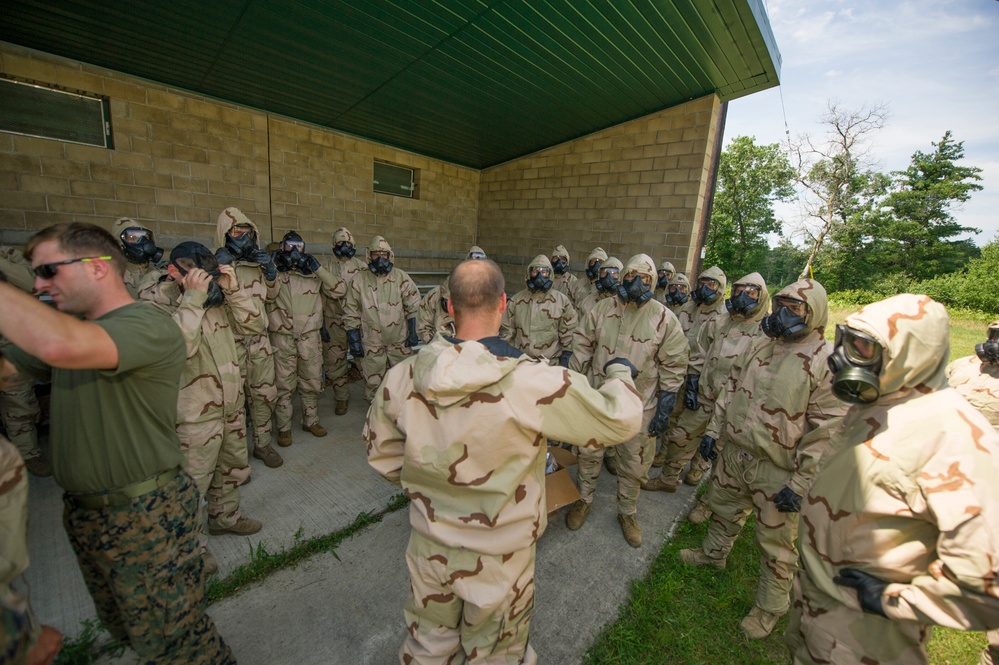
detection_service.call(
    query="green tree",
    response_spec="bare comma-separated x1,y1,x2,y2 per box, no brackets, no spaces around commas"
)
705,136,795,279
761,239,807,291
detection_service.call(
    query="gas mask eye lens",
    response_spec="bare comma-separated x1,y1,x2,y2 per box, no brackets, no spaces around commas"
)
988,327,999,343
835,325,883,368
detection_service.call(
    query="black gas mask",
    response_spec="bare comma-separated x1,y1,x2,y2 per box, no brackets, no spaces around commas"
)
551,257,568,275
595,267,619,293
440,297,449,314
274,233,305,273
369,250,393,275
761,296,810,342
170,241,225,309
828,324,884,404
976,327,999,364
726,284,762,318
585,259,602,282
333,241,356,259
224,224,257,261
619,273,654,306
526,266,553,293
666,285,689,306
656,270,674,290
691,278,722,306
120,227,163,265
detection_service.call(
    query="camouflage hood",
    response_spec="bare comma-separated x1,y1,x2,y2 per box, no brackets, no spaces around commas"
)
671,273,690,289
775,278,828,334
332,227,354,245
526,254,553,278
368,235,395,261
587,247,608,264
413,336,527,408
112,217,150,237
624,254,656,282
844,293,949,399
697,265,728,300
603,257,623,272
659,260,676,274
732,271,770,322
216,207,261,247
552,244,570,261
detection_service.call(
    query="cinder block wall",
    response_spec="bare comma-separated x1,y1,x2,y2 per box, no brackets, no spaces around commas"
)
0,43,479,281
477,95,721,286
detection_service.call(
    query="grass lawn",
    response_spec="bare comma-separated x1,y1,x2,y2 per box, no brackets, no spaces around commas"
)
586,303,992,665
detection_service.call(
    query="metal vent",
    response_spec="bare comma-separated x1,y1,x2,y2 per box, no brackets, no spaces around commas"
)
0,77,112,148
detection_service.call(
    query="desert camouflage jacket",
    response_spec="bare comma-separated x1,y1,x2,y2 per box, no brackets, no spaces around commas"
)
268,268,345,336
502,258,578,362
417,281,454,344
946,352,999,429
685,266,728,377
0,435,35,663
322,254,365,330
214,212,279,339
343,269,420,350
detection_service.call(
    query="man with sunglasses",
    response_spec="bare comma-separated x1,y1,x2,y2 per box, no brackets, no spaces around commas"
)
0,223,234,663
787,294,999,664
111,217,164,297
322,227,367,416
501,255,578,365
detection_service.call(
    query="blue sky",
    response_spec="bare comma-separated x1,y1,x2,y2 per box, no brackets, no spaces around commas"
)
724,0,999,246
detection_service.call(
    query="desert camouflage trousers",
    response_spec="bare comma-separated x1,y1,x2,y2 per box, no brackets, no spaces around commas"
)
659,396,713,483
359,343,412,402
786,572,930,664
236,333,278,451
63,472,235,664
576,410,653,516
0,376,40,460
322,322,351,401
402,529,537,665
272,331,323,430
177,409,250,546
702,444,798,615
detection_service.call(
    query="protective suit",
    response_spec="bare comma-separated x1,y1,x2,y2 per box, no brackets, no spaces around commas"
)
787,294,999,664
653,260,677,304
417,279,454,344
568,254,688,546
501,255,578,363
365,334,642,664
111,217,164,296
343,236,421,401
650,272,769,489
569,247,608,309
550,244,578,303
322,227,367,413
574,257,622,317
682,278,845,638
664,273,693,327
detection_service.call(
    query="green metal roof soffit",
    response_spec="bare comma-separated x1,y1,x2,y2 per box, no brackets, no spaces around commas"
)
1,0,780,169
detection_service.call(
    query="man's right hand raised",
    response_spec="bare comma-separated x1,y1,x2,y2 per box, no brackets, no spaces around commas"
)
181,268,212,293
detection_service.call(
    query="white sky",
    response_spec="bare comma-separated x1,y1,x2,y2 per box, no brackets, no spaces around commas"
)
724,0,999,246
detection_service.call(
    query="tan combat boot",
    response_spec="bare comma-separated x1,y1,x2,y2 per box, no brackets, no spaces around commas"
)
277,430,293,447
687,501,712,524
618,514,642,548
565,500,591,530
252,445,283,468
335,399,348,416
740,606,780,639
209,516,263,536
678,548,726,569
651,449,668,468
303,422,327,437
200,548,219,576
24,455,52,477
684,467,705,485
640,474,678,493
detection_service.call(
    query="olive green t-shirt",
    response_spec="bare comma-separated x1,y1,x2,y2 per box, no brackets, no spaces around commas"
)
6,301,184,493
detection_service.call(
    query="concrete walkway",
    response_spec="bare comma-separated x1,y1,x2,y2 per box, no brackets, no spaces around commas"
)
24,380,699,664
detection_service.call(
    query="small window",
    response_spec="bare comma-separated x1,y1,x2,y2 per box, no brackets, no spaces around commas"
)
0,77,113,149
373,160,417,198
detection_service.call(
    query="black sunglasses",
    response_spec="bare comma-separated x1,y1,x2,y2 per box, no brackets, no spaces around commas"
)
33,256,112,279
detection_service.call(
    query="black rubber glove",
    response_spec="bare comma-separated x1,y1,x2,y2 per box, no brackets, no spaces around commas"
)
684,374,699,410
647,390,677,437
273,250,293,273
347,328,364,358
320,326,331,343
833,568,888,617
559,350,572,368
300,254,321,276
214,246,237,266
405,318,419,348
252,249,277,281
603,357,639,380
699,435,717,461
773,486,802,513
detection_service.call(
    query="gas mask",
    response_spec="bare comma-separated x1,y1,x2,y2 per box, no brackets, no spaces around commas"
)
526,266,553,293
595,267,619,293
585,260,602,282
975,327,999,364
691,280,721,306
274,233,305,272
551,257,568,275
120,227,163,265
333,241,356,259
761,297,810,342
666,286,688,306
619,275,654,306
171,258,225,309
369,253,393,275
726,284,762,318
224,225,257,261
656,270,673,290
828,324,884,404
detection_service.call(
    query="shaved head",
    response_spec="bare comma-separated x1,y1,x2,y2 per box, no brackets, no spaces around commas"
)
449,259,505,317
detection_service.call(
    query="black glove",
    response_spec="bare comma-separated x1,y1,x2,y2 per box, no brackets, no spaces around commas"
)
300,253,321,276
405,318,419,348
647,390,678,437
347,328,364,358
320,326,331,343
273,250,293,273
773,486,803,513
214,246,237,266
684,374,700,410
603,357,639,380
699,435,717,461
252,249,277,281
833,568,888,617
559,350,573,368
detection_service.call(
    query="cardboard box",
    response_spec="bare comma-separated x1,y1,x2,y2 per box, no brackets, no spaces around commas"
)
545,445,581,515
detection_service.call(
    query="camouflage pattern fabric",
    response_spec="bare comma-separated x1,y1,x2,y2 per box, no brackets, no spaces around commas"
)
63,471,235,664
788,294,999,665
574,257,621,318
550,244,578,305
501,255,578,362
667,274,693,327
365,332,641,662
568,247,607,309
685,266,728,377
0,369,40,461
322,229,366,401
577,410,655,514
343,236,421,401
1,436,37,665
0,247,34,293
697,279,844,617
417,281,455,344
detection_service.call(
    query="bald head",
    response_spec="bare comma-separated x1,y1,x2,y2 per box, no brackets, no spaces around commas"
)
449,259,505,319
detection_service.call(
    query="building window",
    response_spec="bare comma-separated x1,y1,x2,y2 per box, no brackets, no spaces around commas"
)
0,77,113,148
373,160,417,198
